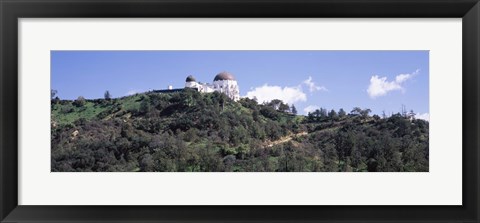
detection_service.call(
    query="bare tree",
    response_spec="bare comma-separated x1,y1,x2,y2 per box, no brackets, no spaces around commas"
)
104,90,112,100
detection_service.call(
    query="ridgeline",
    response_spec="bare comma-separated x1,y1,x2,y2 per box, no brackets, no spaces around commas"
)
51,89,429,172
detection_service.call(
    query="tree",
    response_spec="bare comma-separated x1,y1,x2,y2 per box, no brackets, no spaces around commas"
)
52,96,60,104
139,153,155,171
51,89,58,100
139,100,152,115
328,109,338,120
268,99,283,110
239,97,257,109
319,108,328,118
104,90,112,100
360,108,371,118
350,107,362,116
278,103,290,113
260,106,280,120
311,109,321,121
338,108,347,118
307,108,327,122
291,104,298,115
73,96,86,107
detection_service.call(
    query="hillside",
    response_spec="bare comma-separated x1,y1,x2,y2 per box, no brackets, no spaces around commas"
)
51,89,429,172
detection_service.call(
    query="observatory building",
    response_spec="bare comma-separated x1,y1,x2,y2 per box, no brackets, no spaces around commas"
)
185,72,240,101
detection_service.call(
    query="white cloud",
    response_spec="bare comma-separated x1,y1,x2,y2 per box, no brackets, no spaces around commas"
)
245,84,307,105
367,76,403,98
245,76,327,105
303,105,320,114
395,69,420,83
303,76,328,92
416,113,430,122
367,69,419,98
395,74,411,83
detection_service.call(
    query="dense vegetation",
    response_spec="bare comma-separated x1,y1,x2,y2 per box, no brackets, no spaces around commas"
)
51,89,429,172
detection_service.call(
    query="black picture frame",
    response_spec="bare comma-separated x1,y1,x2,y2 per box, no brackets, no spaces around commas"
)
1,0,479,222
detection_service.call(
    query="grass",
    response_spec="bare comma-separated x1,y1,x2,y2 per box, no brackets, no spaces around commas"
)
52,101,109,125
121,94,144,111
51,94,144,126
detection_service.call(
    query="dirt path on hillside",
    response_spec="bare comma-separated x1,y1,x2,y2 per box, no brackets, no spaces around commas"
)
266,131,308,148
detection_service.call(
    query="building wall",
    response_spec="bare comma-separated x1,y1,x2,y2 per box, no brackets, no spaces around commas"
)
185,80,240,101
212,80,240,101
185,81,198,88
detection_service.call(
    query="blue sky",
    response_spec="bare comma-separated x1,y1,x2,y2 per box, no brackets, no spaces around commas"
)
51,50,429,119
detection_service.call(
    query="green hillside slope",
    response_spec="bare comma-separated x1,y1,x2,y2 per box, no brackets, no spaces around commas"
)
51,89,429,172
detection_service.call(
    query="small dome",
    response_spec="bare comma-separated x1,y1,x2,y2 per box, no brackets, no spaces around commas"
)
214,72,236,81
186,75,196,82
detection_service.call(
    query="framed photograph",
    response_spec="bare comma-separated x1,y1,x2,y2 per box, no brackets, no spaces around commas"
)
1,0,479,222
